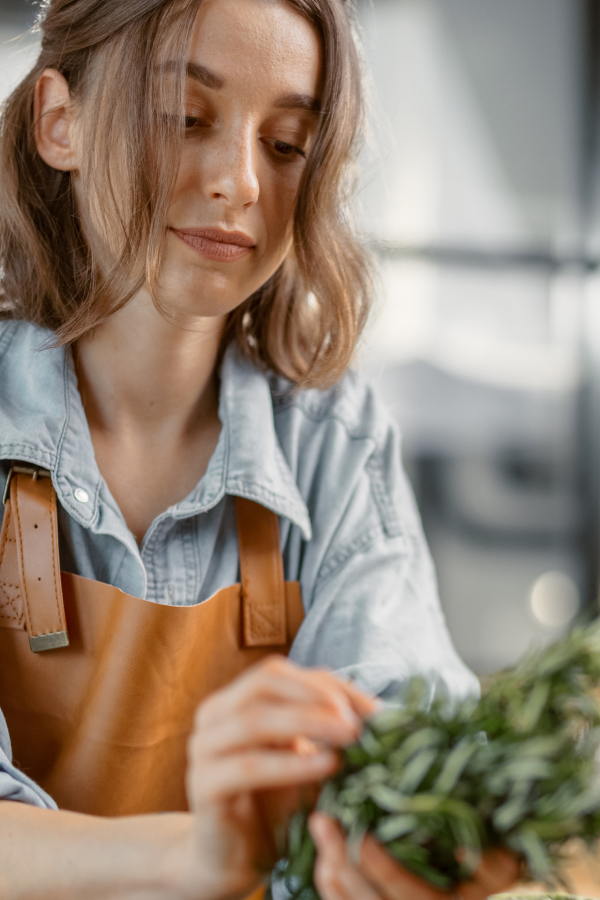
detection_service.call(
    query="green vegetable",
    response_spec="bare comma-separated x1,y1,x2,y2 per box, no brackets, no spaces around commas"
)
274,620,600,898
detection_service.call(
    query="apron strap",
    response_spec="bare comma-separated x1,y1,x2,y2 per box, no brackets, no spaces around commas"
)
235,497,287,647
0,467,287,652
4,468,69,652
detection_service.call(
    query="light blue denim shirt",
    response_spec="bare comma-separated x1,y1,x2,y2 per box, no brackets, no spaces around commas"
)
0,319,477,809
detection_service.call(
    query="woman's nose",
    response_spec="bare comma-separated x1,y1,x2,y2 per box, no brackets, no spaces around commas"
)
202,126,260,210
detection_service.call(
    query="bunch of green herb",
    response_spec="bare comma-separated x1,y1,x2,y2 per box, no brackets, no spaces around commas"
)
274,621,600,898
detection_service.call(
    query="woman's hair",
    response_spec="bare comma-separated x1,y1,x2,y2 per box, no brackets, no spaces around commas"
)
0,0,372,389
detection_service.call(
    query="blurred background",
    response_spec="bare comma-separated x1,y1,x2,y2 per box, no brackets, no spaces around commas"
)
0,0,597,675
356,0,599,675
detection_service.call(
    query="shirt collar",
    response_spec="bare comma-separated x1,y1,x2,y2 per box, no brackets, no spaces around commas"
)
0,321,311,540
173,343,311,538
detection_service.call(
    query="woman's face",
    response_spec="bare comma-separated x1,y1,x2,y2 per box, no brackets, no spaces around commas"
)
158,0,322,320
34,0,322,327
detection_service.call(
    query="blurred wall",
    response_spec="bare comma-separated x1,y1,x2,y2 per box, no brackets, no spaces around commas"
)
356,0,590,674
0,1,39,102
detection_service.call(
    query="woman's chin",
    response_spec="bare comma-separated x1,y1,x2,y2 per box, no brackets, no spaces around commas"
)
157,294,238,326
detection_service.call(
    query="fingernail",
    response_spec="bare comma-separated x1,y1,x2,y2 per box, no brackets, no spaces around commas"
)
311,750,337,766
338,704,362,731
330,720,360,742
308,812,328,845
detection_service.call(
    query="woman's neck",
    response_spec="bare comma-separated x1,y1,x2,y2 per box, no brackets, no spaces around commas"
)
75,290,225,437
74,290,226,543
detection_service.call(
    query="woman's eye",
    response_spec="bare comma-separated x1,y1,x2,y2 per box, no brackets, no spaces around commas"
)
185,116,208,129
271,139,306,159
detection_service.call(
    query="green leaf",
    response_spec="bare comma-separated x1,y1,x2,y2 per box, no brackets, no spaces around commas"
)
432,738,479,795
513,680,551,732
509,827,551,881
359,727,385,759
395,747,439,793
498,757,554,782
367,784,410,813
389,727,444,771
493,792,531,832
376,814,418,842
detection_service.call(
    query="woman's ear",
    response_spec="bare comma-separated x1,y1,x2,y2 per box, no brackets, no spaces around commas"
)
34,69,79,172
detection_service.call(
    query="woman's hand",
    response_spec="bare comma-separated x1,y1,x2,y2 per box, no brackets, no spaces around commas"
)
310,813,520,900
180,656,377,900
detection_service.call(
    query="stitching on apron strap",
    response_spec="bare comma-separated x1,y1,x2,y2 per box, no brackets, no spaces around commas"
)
12,474,68,647
13,477,35,638
236,496,287,647
0,503,24,627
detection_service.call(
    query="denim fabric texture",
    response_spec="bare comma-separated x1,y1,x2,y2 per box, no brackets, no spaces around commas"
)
0,320,477,808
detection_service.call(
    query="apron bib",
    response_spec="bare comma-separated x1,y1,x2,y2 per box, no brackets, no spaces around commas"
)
0,466,305,822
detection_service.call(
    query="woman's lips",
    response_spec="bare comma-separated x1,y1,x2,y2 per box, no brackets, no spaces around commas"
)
172,227,255,262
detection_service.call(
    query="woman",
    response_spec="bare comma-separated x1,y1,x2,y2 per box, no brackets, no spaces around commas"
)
0,0,518,897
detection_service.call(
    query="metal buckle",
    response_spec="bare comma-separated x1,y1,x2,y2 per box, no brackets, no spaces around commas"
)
2,465,52,506
29,631,69,653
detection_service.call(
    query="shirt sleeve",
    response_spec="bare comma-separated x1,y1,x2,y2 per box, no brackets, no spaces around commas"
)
0,708,57,809
288,387,479,705
290,529,479,703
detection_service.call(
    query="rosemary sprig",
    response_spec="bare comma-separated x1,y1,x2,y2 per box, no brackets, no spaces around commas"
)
275,621,600,898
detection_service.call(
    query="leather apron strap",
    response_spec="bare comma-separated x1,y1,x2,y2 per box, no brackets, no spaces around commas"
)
5,468,68,653
235,496,286,647
1,469,287,652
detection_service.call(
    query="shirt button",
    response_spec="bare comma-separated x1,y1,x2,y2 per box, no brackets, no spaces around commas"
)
74,488,89,503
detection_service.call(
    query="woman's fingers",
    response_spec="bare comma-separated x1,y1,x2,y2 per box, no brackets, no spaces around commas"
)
310,814,445,900
360,833,447,900
196,656,373,735
310,813,382,900
189,747,339,802
459,849,520,900
191,700,359,758
187,658,380,827
311,815,520,900
198,657,355,727
334,677,380,720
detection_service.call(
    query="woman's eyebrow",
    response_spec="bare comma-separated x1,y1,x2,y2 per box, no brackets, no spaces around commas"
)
186,62,224,89
160,61,224,89
161,63,319,112
274,93,321,114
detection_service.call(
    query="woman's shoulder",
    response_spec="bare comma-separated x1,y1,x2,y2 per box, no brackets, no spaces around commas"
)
271,368,415,541
0,320,69,457
270,367,397,448
0,320,64,394
0,318,54,359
